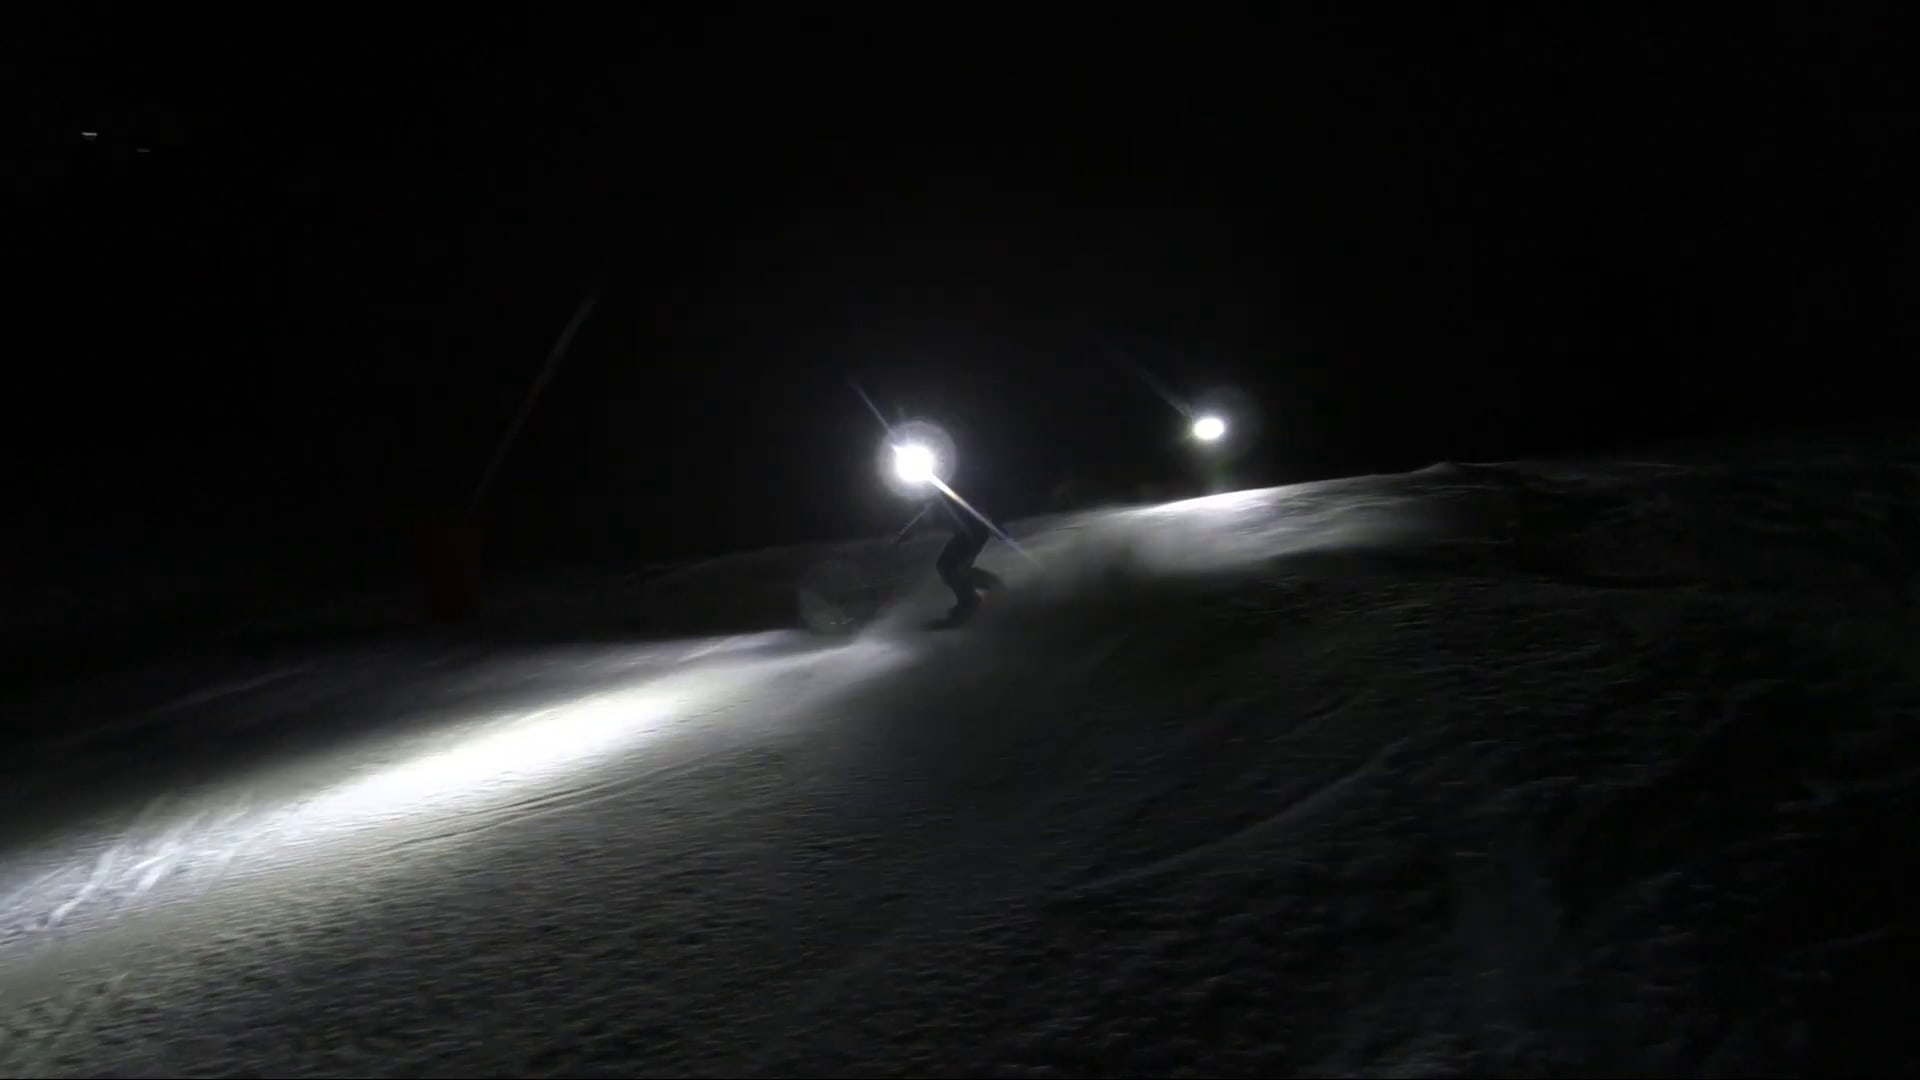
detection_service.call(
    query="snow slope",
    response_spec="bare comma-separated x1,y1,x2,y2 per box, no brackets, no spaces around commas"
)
3,447,1919,1076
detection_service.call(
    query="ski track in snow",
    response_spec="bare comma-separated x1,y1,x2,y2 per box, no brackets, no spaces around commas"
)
4,447,1920,1076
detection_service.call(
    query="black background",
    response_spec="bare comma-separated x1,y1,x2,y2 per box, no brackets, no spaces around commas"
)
14,7,1917,575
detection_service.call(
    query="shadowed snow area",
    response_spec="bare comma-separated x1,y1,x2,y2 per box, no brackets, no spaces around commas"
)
4,445,1920,1076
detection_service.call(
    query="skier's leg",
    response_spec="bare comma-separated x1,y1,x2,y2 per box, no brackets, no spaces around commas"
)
953,529,994,613
937,533,979,612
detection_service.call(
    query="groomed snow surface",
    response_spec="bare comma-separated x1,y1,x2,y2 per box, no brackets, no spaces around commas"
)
4,447,1918,1077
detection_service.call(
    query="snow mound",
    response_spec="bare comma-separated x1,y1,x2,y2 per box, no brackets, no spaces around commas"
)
4,445,1920,1076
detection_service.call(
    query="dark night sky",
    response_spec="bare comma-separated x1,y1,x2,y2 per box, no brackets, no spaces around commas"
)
14,7,1918,575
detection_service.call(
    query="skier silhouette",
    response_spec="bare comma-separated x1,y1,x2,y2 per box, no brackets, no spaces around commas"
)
891,485,1002,624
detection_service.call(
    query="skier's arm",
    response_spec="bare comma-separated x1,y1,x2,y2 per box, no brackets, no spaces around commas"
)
890,504,931,547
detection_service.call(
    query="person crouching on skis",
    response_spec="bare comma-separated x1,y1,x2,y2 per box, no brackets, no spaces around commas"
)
891,485,1002,622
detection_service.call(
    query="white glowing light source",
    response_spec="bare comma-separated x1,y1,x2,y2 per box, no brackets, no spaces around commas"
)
1192,415,1227,442
893,442,937,484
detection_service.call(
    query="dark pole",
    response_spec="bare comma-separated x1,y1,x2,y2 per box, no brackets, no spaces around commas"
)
466,287,601,521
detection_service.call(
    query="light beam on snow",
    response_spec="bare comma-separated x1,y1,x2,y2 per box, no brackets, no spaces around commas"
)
276,639,902,843
289,686,679,831
0,635,913,957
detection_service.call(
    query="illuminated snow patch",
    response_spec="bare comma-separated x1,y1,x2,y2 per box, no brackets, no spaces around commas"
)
292,685,679,831
277,641,902,843
0,637,914,956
